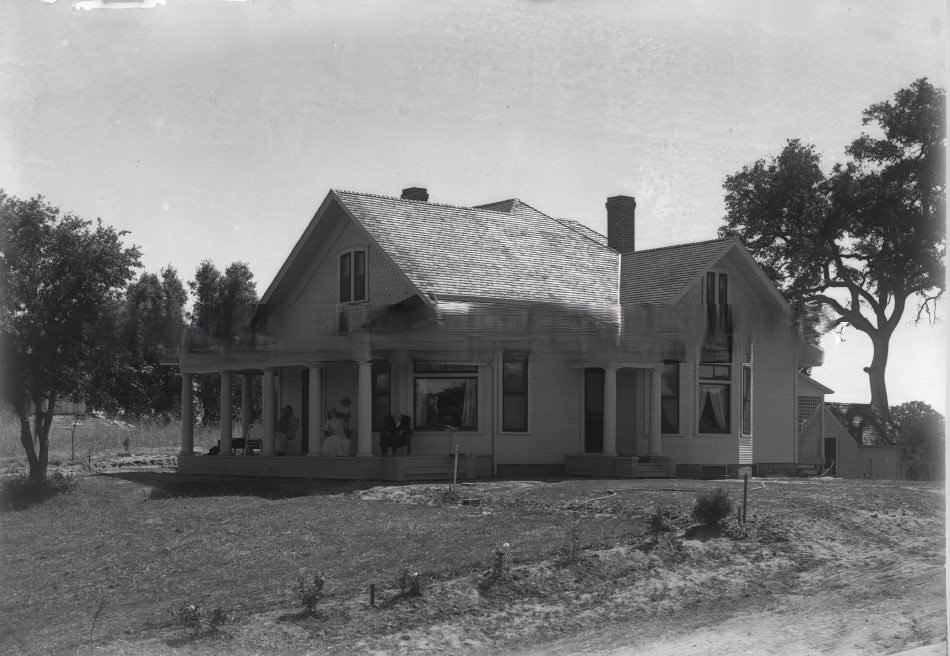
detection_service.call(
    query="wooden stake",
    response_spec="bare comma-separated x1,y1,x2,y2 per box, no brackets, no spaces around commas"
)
742,473,749,523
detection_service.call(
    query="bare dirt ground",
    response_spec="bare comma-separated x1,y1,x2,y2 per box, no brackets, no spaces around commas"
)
2,464,946,656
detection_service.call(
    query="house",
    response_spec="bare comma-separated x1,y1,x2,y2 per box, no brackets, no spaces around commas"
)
176,186,824,480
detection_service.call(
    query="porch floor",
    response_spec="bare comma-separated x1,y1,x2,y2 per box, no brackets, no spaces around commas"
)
564,454,673,478
178,453,492,482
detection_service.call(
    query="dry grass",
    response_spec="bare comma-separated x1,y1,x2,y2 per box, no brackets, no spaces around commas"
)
0,471,944,656
0,410,217,467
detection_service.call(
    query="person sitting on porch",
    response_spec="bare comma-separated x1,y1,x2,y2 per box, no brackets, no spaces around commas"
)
321,408,351,457
379,415,398,456
278,405,301,456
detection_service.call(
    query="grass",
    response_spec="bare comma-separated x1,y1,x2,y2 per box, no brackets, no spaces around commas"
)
0,472,945,656
0,410,217,468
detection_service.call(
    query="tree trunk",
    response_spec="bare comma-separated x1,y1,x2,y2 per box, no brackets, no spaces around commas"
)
863,333,891,422
14,402,44,481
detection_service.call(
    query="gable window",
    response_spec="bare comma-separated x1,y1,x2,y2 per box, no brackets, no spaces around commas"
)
660,362,680,434
413,363,478,431
502,352,528,432
705,271,728,305
339,250,367,303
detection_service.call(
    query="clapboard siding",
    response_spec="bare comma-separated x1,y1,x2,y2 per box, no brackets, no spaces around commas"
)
270,217,417,345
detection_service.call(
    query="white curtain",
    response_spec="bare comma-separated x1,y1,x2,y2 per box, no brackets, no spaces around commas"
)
461,379,477,428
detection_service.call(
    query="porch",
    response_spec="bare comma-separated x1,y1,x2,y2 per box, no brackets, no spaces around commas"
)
178,453,493,482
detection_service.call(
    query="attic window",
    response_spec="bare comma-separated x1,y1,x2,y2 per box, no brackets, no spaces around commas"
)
340,250,367,302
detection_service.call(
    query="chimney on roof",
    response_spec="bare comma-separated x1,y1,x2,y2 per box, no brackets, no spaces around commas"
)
401,187,429,202
606,195,636,253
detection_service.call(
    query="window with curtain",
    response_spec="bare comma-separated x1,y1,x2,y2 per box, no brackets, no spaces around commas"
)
661,362,680,434
741,365,752,436
413,363,478,431
698,364,730,434
502,352,528,432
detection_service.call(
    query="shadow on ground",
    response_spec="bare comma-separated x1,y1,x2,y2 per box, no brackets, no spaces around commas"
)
100,471,382,499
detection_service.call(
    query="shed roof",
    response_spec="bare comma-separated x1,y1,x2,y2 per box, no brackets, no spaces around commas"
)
826,402,901,447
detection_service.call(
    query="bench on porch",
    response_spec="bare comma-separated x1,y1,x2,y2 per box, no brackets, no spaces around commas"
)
214,438,263,455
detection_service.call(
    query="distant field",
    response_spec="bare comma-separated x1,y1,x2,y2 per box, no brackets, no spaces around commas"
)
0,469,944,656
0,412,218,465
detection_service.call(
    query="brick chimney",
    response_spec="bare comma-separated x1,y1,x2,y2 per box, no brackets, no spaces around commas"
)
401,187,429,202
606,195,636,253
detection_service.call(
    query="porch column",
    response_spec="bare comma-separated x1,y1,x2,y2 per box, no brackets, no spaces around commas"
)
179,373,194,456
308,365,323,456
357,360,373,456
602,365,618,456
241,374,252,439
649,366,663,456
219,371,233,455
261,368,276,456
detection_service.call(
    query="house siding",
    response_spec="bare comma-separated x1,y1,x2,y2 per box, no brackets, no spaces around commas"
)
271,217,418,346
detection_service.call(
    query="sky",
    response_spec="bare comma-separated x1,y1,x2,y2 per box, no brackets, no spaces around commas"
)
1,0,946,413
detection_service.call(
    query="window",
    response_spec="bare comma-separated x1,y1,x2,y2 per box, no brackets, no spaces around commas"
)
413,363,478,431
661,362,679,434
698,364,730,434
372,361,391,432
705,271,728,305
339,250,367,302
741,364,752,436
502,352,528,432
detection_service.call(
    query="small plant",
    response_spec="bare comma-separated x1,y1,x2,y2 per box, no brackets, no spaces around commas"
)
398,567,422,597
121,436,131,455
692,487,734,527
653,533,688,564
650,505,676,540
476,542,510,593
562,524,583,565
293,571,326,612
173,603,229,637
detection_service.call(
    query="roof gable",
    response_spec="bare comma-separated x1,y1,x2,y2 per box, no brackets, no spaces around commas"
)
826,402,901,446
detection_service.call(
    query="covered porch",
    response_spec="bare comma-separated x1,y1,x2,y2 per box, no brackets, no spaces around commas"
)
565,363,674,478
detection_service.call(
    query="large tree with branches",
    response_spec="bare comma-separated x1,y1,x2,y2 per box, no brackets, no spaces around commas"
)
720,78,945,420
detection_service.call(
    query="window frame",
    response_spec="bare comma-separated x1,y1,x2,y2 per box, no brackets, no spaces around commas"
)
660,362,680,434
501,352,529,433
339,248,368,303
412,363,479,432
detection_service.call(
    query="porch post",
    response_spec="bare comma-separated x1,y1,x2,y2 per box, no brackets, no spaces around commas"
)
219,371,233,455
603,365,617,456
261,367,276,456
241,373,252,439
180,373,194,456
308,365,323,456
357,360,373,456
649,366,663,456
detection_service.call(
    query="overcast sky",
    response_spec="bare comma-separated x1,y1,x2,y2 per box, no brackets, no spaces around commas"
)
1,0,946,412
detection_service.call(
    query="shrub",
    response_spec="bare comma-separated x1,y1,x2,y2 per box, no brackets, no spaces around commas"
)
0,471,77,511
293,571,326,612
476,543,510,593
173,603,229,636
398,568,422,597
650,505,676,540
692,487,733,527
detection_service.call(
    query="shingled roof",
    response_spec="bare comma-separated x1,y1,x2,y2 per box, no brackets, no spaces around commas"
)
621,238,738,305
826,402,901,447
333,191,619,306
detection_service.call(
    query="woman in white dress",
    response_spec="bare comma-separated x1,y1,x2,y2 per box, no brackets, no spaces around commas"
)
320,409,351,457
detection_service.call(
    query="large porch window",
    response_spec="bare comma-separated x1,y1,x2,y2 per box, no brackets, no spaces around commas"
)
413,363,478,431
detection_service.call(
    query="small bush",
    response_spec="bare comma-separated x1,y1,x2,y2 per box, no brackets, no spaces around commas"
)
692,487,733,527
649,505,676,539
476,543,510,593
293,571,326,612
173,603,229,637
0,471,76,511
398,568,422,597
